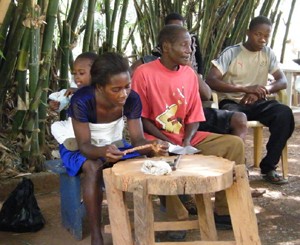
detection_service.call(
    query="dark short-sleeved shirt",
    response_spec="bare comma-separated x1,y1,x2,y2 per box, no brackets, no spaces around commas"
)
68,85,142,122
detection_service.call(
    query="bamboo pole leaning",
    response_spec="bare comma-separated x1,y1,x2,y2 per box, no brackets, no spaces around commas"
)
0,0,31,126
280,0,296,63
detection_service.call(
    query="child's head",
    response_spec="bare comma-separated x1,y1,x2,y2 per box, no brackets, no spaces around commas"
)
73,52,98,88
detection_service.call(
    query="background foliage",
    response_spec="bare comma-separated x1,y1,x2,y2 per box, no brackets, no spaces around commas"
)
0,0,296,172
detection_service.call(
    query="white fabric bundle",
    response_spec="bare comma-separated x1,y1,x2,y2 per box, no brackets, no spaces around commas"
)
48,89,70,112
141,160,172,175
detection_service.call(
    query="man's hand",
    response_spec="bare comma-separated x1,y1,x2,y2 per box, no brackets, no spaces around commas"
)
151,140,169,156
244,85,268,99
182,139,192,147
240,93,259,105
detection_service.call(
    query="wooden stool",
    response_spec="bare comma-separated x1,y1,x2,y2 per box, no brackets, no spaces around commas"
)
103,155,261,245
45,159,85,240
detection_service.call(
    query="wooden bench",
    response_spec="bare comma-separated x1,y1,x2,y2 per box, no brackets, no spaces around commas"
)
44,159,85,240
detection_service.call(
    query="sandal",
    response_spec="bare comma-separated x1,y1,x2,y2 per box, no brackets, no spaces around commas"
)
262,170,288,185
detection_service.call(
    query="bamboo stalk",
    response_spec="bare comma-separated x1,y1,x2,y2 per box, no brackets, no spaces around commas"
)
107,0,120,50
104,0,111,43
12,28,30,132
203,0,244,75
37,0,59,151
280,0,296,63
29,6,41,98
59,21,70,120
22,4,42,170
0,0,31,126
82,0,96,52
117,0,129,52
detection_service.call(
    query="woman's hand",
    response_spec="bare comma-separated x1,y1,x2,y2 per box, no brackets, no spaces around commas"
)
104,144,124,163
151,140,169,156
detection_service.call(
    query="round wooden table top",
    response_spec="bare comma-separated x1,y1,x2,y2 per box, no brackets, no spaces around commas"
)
111,154,235,195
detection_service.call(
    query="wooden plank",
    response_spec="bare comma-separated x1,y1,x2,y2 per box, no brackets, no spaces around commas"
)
103,168,133,245
105,220,199,233
154,220,199,231
195,193,217,241
133,180,155,245
252,125,263,167
226,165,261,245
154,241,236,245
0,0,10,25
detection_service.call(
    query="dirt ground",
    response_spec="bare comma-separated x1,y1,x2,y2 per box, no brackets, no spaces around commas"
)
0,125,299,245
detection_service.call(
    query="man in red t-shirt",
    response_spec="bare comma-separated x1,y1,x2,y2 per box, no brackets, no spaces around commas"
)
132,24,245,231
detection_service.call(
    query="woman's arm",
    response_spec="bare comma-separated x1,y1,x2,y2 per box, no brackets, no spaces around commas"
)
127,118,169,156
72,118,124,162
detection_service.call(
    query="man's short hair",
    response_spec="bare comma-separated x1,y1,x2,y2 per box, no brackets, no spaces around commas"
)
164,12,185,25
249,16,272,30
158,24,188,51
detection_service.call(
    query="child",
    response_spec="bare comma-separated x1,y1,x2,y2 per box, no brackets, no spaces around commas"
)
48,52,98,112
50,52,98,149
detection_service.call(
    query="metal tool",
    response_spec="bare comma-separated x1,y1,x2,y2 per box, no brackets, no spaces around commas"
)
172,154,182,171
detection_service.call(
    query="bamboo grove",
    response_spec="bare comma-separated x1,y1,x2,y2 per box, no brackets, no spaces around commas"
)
0,0,296,172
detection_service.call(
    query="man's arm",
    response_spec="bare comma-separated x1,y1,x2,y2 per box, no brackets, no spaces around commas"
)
206,66,268,99
266,69,287,94
142,117,175,144
198,75,212,101
182,122,199,146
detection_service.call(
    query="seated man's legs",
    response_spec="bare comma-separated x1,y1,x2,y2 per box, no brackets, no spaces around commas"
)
81,159,105,245
200,108,248,141
195,133,245,216
220,99,295,183
230,111,248,141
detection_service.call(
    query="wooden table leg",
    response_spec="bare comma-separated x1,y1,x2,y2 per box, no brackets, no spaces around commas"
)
103,169,133,245
133,180,155,245
226,165,261,245
166,195,189,220
195,193,217,241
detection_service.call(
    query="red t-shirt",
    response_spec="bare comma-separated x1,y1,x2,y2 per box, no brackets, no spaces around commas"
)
132,59,209,146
